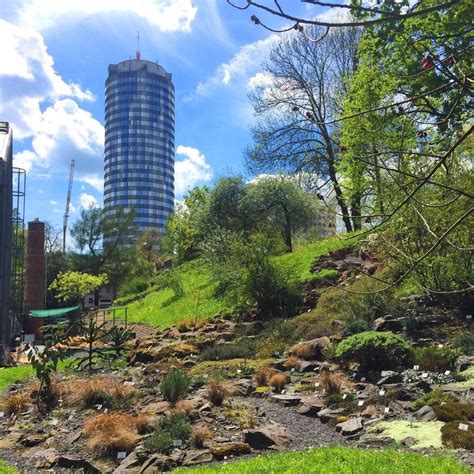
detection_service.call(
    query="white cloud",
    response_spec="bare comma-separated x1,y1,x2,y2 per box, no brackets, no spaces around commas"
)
175,145,213,196
0,19,94,139
188,34,278,100
14,0,198,33
13,99,104,189
80,193,98,209
247,71,274,89
49,200,57,205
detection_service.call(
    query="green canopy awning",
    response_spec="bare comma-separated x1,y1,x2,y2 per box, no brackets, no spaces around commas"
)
29,305,80,318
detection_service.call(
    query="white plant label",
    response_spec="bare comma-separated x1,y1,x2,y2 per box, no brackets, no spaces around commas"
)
314,383,320,388
0,412,4,418
358,401,364,407
96,404,102,410
342,394,347,400
117,452,127,459
413,365,419,370
438,344,443,348
384,407,390,414
360,377,366,382
444,370,451,376
379,390,385,396
421,372,428,378
458,423,469,432
466,315,472,320
173,439,183,447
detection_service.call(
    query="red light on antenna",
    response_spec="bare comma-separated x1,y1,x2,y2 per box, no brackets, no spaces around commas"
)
136,51,141,61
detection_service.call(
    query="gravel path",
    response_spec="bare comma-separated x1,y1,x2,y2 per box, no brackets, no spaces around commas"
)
244,397,349,450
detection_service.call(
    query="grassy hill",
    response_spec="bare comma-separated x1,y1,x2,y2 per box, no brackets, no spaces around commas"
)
120,235,353,328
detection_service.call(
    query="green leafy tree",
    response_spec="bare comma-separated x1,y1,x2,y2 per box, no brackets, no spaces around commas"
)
49,271,108,310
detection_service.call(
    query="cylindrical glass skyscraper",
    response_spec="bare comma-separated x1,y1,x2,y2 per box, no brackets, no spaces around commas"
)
104,58,175,236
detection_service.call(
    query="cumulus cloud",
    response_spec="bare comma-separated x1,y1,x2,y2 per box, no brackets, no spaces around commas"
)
175,145,213,196
1,19,94,139
80,193,98,209
13,99,104,189
188,34,278,100
13,0,198,33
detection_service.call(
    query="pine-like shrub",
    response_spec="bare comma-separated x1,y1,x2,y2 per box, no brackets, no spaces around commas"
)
159,370,190,406
335,331,413,371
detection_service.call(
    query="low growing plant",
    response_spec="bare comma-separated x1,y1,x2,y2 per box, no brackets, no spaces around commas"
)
159,370,190,406
207,382,227,406
191,425,213,448
434,403,474,422
320,370,343,396
335,331,414,372
441,421,474,450
453,332,474,356
200,339,256,361
411,388,457,410
1,391,30,416
269,373,289,393
414,346,460,373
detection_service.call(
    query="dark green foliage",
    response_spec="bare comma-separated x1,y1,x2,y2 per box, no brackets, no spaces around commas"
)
412,388,457,410
159,370,190,406
335,331,414,372
414,346,460,373
441,421,474,450
200,339,256,362
143,430,174,454
104,326,135,359
453,332,474,356
160,412,191,441
120,276,149,297
434,403,474,423
325,393,355,405
73,315,108,373
144,412,191,454
25,322,69,414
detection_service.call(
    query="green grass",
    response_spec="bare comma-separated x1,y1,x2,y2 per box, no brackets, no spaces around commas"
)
449,366,474,388
0,460,19,474
0,359,71,393
176,446,469,473
121,235,353,328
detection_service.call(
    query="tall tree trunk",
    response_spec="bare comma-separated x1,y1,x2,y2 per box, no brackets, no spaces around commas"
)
351,195,362,230
327,160,353,233
282,206,293,252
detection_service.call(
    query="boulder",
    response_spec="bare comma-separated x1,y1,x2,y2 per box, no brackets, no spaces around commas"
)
55,456,101,473
293,337,332,361
361,404,378,419
296,360,322,372
336,417,363,436
377,371,402,385
356,435,395,448
223,379,253,397
141,401,171,415
373,316,404,332
317,408,345,423
244,422,293,450
296,396,325,416
210,442,251,459
182,449,213,466
455,355,474,372
270,394,302,407
19,434,47,447
413,405,437,422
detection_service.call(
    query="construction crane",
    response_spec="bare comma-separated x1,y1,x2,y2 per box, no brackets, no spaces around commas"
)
63,160,75,253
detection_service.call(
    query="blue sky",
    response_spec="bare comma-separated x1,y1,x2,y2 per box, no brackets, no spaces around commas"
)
1,0,323,237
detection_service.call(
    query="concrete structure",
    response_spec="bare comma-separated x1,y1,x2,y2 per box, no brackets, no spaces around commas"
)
0,122,13,362
23,219,46,337
104,55,175,237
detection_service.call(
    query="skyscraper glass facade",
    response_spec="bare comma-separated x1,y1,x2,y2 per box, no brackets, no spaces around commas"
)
104,59,175,235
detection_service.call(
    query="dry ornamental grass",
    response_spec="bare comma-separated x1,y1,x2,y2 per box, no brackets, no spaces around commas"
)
191,425,213,448
269,373,289,393
320,370,343,396
1,391,30,415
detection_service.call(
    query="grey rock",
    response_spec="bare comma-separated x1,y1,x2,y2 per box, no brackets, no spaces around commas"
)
244,422,293,450
55,456,101,473
455,355,474,372
296,396,325,416
317,407,345,423
182,449,213,466
336,417,363,436
402,436,417,447
413,405,437,421
270,394,302,407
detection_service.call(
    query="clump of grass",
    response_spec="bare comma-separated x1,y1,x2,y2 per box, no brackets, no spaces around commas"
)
320,370,343,396
83,412,139,456
223,405,255,429
412,388,457,410
134,414,155,434
64,377,135,409
191,425,213,448
175,399,195,416
253,366,277,386
159,370,190,406
291,342,314,360
441,421,474,450
1,391,30,416
269,373,289,393
284,356,299,370
207,382,227,406
144,412,191,454
434,403,474,422
414,346,460,372
200,339,256,362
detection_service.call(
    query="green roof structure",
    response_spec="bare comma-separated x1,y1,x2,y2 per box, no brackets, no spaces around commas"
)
29,306,80,318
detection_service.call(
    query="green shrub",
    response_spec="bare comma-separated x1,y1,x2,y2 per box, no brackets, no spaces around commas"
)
159,370,190,406
120,276,149,297
414,346,460,372
200,339,256,361
434,403,474,422
441,421,474,450
453,332,474,356
412,388,457,410
155,269,185,299
335,331,414,372
143,430,174,454
160,412,191,441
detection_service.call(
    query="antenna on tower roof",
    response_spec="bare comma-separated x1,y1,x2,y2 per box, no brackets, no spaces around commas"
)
136,31,141,61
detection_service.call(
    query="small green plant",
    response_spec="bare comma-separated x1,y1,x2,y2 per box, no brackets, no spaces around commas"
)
453,332,474,355
335,331,414,371
104,326,135,359
120,276,149,297
434,403,474,422
155,269,185,302
159,370,190,406
414,346,460,372
144,412,191,454
25,322,69,414
73,314,108,373
412,388,457,410
441,421,474,450
200,339,256,361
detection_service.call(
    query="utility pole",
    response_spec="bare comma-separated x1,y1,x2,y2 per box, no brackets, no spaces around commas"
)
63,160,75,253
